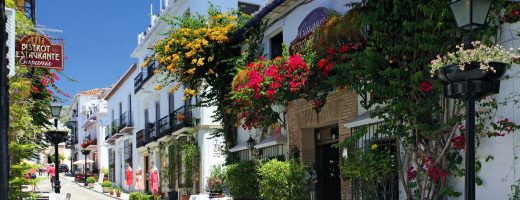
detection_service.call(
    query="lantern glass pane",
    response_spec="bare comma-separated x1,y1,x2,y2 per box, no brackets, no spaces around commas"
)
473,0,492,25
450,0,470,28
50,106,61,117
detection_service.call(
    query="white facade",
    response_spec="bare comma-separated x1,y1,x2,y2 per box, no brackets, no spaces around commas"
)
68,88,111,175
129,0,266,196
104,64,139,192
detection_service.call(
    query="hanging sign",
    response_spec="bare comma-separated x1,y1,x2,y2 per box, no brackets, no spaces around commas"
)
15,35,64,70
289,7,329,55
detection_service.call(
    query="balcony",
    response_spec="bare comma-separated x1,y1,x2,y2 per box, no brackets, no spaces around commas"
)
106,119,124,142
145,122,157,144
134,61,158,93
155,105,193,142
119,111,134,133
136,129,147,149
105,126,115,144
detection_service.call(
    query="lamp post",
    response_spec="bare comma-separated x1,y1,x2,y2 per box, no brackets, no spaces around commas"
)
447,1,494,200
247,136,261,158
81,138,91,187
46,99,66,193
0,0,10,198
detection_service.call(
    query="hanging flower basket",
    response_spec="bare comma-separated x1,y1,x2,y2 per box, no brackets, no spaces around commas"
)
81,149,91,155
438,62,507,83
438,62,508,99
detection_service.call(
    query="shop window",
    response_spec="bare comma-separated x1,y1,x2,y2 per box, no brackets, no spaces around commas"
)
238,2,260,15
270,32,283,59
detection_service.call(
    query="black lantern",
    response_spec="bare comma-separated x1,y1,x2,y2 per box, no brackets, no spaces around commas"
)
449,0,493,30
49,100,62,128
45,130,68,193
247,136,262,157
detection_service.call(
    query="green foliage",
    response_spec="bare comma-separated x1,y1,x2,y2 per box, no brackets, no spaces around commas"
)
182,143,199,190
100,167,109,175
257,159,306,200
101,181,112,188
206,165,224,193
224,161,259,199
510,179,520,200
167,140,179,189
86,177,96,184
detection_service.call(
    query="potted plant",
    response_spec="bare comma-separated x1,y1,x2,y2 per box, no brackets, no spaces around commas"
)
180,188,191,200
109,188,114,195
430,41,516,98
100,168,109,181
114,187,122,197
86,177,96,188
101,181,112,193
206,165,224,198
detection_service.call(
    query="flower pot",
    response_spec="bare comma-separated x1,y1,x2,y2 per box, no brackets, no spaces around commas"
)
181,195,190,200
102,187,110,193
438,62,508,99
116,192,121,197
438,62,507,83
88,183,94,188
110,191,114,195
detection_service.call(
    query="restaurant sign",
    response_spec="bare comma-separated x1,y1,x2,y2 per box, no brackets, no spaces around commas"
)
289,7,329,55
16,35,64,70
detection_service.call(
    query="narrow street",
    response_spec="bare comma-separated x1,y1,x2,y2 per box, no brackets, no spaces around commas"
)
36,175,118,200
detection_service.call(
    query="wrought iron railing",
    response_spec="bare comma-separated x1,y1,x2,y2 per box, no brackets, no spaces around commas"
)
145,122,156,144
134,61,158,93
104,126,111,140
155,105,193,141
136,129,146,148
120,111,134,130
111,119,120,135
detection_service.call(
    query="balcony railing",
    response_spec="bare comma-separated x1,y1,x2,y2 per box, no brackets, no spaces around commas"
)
120,111,134,131
111,119,120,135
134,61,158,93
145,122,156,144
104,126,111,140
156,105,193,141
136,129,147,149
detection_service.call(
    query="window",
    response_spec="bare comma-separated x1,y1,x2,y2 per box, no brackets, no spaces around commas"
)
239,2,260,15
350,123,398,200
124,139,132,167
109,149,116,182
270,32,283,59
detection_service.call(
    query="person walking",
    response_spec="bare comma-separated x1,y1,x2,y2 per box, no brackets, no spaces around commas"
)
49,164,56,189
46,164,51,177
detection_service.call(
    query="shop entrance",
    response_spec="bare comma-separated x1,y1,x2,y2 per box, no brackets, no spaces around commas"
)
315,126,341,200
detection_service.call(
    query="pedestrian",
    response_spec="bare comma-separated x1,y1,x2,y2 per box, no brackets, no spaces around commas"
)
38,167,42,176
46,164,51,177
29,168,36,179
49,164,56,189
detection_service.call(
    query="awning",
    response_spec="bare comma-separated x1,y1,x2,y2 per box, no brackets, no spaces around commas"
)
344,111,382,128
229,134,287,152
72,159,94,165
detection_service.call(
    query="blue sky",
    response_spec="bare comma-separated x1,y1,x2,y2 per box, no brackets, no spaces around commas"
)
38,1,159,103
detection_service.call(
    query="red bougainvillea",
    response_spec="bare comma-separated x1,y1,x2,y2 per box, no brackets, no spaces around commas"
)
452,135,465,150
231,53,312,130
423,157,448,182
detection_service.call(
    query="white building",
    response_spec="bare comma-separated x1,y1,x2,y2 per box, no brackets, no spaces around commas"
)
68,88,111,175
103,64,139,192
127,0,266,197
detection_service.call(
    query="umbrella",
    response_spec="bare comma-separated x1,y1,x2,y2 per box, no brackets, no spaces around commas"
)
72,159,94,165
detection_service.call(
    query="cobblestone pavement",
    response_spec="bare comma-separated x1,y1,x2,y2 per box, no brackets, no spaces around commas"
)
36,175,119,200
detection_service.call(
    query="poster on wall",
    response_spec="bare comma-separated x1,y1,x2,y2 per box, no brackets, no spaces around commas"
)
15,34,64,70
289,7,329,55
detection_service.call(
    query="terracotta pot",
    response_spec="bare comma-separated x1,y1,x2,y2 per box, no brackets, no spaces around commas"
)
181,195,190,200
116,192,121,197
110,191,114,195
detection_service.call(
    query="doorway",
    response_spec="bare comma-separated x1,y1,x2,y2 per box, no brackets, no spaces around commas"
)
315,126,341,200
144,155,150,193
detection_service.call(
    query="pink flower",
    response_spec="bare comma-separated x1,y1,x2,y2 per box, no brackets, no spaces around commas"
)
420,81,432,93
407,167,416,180
453,135,465,150
32,86,39,93
41,77,48,87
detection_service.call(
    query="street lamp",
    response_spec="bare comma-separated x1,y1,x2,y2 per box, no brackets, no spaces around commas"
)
46,100,67,193
81,138,91,187
446,1,496,200
45,130,68,194
247,136,262,158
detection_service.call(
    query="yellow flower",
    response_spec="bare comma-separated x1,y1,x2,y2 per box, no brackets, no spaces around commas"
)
169,84,181,93
187,68,196,75
153,69,159,75
184,88,196,96
192,58,198,64
371,144,378,150
141,59,151,68
197,58,205,67
166,63,175,70
185,51,195,58
208,56,214,62
154,85,162,91
207,69,215,75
